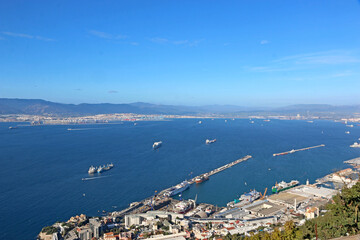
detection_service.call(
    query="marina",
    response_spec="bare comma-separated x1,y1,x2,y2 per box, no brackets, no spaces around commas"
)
273,144,325,157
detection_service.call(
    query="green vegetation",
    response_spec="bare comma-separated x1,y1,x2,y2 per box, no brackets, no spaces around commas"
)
225,181,360,239
41,226,58,235
302,181,360,239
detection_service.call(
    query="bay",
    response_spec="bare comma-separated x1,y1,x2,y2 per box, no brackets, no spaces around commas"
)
0,119,359,239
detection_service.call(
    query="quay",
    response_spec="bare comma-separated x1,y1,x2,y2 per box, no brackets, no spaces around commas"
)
187,155,252,184
112,155,252,217
273,144,325,157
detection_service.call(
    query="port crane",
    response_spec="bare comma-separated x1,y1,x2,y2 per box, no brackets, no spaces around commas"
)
260,188,267,200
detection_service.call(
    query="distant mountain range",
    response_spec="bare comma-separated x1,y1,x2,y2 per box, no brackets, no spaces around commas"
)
0,98,359,117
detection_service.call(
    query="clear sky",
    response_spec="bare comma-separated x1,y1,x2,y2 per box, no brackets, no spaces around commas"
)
1,0,360,106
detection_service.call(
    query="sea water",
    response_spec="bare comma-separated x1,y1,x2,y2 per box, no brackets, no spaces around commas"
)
0,119,359,239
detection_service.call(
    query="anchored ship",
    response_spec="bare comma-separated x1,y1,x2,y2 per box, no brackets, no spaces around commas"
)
88,166,97,174
206,139,216,144
165,181,189,197
272,180,299,194
153,141,162,149
350,142,360,148
89,163,114,174
103,163,114,171
97,165,104,173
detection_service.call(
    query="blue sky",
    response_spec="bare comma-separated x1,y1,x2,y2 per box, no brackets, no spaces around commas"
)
1,0,360,106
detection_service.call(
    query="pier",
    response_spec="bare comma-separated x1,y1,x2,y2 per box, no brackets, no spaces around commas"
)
112,155,253,217
273,144,325,157
187,155,252,184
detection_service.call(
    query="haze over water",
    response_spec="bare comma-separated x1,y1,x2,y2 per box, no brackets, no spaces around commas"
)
1,119,360,239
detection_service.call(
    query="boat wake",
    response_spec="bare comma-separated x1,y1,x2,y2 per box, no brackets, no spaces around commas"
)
68,128,101,131
82,175,111,181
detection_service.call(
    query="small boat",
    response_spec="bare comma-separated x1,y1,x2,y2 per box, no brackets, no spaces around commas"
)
198,121,202,124
206,139,216,144
153,141,162,149
9,126,18,129
345,131,350,134
350,142,360,148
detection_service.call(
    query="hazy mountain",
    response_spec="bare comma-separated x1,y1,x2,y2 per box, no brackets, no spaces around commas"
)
0,98,359,117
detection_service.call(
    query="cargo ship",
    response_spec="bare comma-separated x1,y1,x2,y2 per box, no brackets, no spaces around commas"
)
153,141,162,149
90,163,114,174
206,139,216,144
165,181,189,197
103,163,114,171
227,189,261,207
272,180,299,193
88,166,97,174
195,174,209,184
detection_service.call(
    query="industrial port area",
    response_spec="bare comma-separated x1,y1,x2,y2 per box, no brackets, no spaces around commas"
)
38,152,360,240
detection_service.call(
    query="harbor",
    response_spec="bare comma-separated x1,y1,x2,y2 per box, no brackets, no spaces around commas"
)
109,155,252,218
273,144,325,156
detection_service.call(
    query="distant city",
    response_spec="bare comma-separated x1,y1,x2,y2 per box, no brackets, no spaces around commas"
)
1,98,360,125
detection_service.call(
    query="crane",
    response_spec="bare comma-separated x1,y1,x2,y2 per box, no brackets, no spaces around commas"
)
260,188,267,200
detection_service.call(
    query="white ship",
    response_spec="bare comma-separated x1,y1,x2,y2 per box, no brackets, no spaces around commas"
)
88,166,97,174
198,121,202,124
153,141,162,149
165,181,189,197
345,131,350,134
174,200,193,214
350,142,360,148
206,139,216,144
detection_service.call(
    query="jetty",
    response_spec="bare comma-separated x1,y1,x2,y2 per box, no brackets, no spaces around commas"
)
188,155,252,184
111,155,252,217
273,144,325,157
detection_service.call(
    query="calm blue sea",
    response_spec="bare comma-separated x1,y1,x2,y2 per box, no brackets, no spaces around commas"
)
1,119,359,239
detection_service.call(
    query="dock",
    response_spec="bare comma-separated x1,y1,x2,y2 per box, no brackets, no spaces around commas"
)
273,144,325,157
188,155,252,184
111,155,252,217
